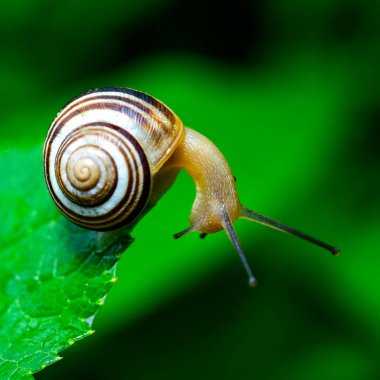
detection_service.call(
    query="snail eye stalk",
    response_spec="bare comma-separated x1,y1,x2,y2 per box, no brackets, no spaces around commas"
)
240,207,340,256
221,209,256,287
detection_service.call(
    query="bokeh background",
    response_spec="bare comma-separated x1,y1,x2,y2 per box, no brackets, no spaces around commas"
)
1,0,379,378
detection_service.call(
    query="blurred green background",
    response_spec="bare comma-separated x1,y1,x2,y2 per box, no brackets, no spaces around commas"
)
1,0,379,378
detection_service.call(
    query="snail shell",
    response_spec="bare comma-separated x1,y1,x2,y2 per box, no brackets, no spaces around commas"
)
43,88,184,230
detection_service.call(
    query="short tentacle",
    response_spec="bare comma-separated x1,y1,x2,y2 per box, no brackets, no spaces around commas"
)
173,225,197,240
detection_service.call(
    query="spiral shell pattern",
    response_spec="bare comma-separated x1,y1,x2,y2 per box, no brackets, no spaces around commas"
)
43,88,184,230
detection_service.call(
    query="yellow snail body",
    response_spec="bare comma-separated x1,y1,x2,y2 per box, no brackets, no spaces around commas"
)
43,87,339,286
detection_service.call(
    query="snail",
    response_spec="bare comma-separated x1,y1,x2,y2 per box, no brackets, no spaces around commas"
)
43,87,339,286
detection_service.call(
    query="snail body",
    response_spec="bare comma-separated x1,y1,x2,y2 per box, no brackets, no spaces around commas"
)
44,87,339,286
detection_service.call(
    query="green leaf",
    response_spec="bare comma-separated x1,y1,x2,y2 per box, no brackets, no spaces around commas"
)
0,146,133,379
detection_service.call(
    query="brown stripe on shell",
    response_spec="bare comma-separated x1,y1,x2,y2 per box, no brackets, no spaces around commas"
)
82,87,177,125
